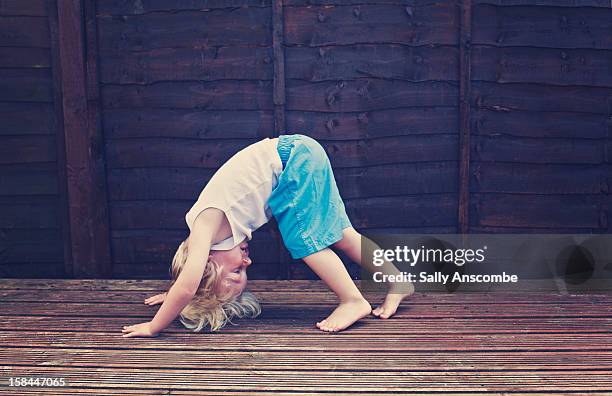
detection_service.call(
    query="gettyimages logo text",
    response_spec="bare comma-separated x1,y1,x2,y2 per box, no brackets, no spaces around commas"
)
372,245,487,267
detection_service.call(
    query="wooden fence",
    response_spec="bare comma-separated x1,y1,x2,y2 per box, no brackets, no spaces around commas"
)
0,0,611,279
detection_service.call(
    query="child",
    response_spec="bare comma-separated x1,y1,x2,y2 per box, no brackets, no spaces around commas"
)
122,134,413,337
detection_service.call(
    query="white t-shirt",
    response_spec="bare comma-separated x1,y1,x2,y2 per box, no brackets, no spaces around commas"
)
185,138,282,250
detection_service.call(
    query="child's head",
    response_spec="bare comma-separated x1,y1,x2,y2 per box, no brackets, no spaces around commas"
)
170,238,260,332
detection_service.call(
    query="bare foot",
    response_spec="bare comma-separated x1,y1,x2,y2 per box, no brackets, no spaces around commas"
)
372,282,414,319
316,298,372,332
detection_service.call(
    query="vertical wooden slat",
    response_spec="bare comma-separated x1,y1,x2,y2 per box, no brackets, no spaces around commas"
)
272,0,286,138
605,96,612,233
56,0,112,278
47,0,72,277
83,0,113,275
272,0,290,279
457,0,472,234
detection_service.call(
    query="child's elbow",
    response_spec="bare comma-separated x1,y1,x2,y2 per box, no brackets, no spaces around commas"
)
173,281,198,297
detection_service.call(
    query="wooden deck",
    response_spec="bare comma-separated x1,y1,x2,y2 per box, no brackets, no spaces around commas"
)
1,279,611,395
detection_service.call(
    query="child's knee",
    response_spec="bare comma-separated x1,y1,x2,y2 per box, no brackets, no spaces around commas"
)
333,227,360,251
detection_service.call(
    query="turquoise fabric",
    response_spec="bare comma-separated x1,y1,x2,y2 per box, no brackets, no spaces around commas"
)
268,134,352,259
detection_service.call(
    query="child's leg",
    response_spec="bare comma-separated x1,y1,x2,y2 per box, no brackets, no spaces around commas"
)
302,248,372,332
332,227,414,319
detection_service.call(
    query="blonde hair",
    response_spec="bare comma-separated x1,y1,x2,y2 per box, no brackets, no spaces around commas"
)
170,238,261,332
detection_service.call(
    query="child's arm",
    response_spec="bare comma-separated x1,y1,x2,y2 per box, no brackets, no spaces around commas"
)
122,209,225,337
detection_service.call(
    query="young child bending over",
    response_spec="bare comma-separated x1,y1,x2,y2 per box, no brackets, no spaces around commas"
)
122,134,413,337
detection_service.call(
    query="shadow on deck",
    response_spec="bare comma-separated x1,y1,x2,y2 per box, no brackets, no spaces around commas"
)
0,279,611,395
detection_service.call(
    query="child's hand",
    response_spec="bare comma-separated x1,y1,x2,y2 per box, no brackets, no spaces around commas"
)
144,292,167,306
121,321,159,338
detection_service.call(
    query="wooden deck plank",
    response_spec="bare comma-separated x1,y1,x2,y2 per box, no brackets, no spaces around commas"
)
1,301,611,318
0,279,610,292
1,315,610,334
0,330,611,351
2,391,611,396
3,289,612,304
1,366,612,392
2,348,612,370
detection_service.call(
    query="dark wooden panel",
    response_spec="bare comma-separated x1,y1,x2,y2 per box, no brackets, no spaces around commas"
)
0,102,55,135
112,263,282,281
473,46,612,88
103,107,456,140
287,79,458,112
47,0,72,278
472,109,608,139
286,45,458,82
102,80,457,112
271,0,286,149
107,162,457,201
473,4,612,49
96,8,271,51
0,162,59,195
109,229,187,264
357,226,459,234
77,0,612,286
470,225,611,234
473,134,604,164
335,162,457,198
99,46,272,84
472,81,612,114
0,47,50,68
107,168,215,200
0,16,49,47
103,109,271,139
457,0,472,235
0,1,48,16
346,194,457,228
108,194,457,230
284,3,458,46
287,107,458,140
111,262,172,279
110,200,189,229
476,0,611,6
105,135,457,169
112,225,286,265
102,80,273,109
321,135,457,168
0,228,63,264
0,196,59,228
0,135,56,164
290,0,611,5
472,163,607,194
97,0,271,15
0,262,65,278
471,193,603,229
106,138,257,169
114,261,280,280
0,68,53,101
285,0,444,5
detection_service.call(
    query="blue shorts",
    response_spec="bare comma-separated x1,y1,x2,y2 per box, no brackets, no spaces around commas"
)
268,134,352,259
